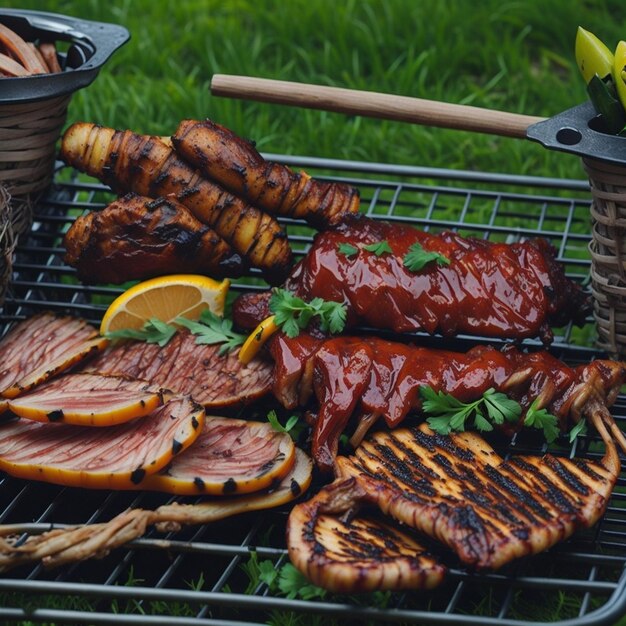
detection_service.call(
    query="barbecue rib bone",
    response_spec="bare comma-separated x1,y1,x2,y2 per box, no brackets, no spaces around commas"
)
334,423,620,570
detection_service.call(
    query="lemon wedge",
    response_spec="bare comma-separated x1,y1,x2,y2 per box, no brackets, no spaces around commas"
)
238,315,279,364
100,274,230,335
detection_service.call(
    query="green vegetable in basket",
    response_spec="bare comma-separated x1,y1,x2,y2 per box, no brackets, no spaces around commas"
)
575,26,614,83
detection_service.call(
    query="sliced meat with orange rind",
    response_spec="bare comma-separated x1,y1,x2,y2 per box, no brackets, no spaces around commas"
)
7,373,165,426
0,314,106,399
142,416,295,495
0,395,204,489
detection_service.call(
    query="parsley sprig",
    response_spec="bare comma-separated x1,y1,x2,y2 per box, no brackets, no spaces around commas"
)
104,318,177,347
403,242,450,272
363,240,393,256
420,386,521,435
269,288,347,338
175,309,247,355
420,386,568,444
105,309,246,355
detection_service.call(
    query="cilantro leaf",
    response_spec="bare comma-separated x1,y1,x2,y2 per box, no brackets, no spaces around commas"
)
104,317,177,347
363,240,393,256
403,242,450,272
277,563,327,601
337,242,358,257
269,288,347,338
524,399,560,443
175,310,246,355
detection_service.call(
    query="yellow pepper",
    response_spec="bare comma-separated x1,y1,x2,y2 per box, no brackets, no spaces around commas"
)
613,40,626,112
575,26,614,84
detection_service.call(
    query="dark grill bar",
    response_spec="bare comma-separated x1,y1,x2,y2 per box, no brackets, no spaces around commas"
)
0,157,625,625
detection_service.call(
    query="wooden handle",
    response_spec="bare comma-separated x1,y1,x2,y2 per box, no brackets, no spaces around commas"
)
211,75,546,139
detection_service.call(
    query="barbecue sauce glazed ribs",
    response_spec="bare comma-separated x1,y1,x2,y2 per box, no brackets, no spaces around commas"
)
234,215,591,344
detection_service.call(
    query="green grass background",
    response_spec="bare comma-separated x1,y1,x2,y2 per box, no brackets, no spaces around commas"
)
11,0,626,180
4,0,626,624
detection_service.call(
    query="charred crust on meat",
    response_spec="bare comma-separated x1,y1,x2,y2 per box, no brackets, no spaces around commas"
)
223,478,237,494
130,468,146,485
172,439,183,455
191,415,200,430
46,409,64,422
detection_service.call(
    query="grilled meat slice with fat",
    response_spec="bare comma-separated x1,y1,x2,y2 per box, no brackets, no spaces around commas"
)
233,214,591,344
85,328,272,408
334,423,620,570
268,334,626,471
0,395,204,490
63,193,245,283
173,118,360,227
0,314,107,399
287,477,447,592
141,416,296,495
7,373,165,426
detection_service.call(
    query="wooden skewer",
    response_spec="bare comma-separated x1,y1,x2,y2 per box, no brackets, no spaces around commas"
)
210,74,546,140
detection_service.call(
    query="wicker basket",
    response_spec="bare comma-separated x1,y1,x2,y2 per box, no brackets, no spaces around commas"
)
585,157,626,358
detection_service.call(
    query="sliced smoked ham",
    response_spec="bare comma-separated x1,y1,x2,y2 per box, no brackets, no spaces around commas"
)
85,328,272,407
287,478,447,592
141,416,296,495
0,396,204,489
0,314,106,399
7,373,165,426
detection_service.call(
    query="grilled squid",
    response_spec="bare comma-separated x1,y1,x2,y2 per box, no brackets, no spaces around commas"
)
269,334,626,472
60,123,292,282
173,118,360,227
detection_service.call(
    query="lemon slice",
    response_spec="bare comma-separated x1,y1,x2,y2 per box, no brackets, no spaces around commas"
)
100,274,230,334
238,315,279,364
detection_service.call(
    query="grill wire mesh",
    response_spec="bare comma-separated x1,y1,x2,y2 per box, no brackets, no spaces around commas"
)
0,158,625,626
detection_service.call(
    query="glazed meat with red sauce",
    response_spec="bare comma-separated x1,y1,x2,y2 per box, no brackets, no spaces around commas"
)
269,333,626,472
234,215,591,344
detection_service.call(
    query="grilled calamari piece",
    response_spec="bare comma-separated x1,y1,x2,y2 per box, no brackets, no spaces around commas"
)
334,423,620,570
0,396,204,489
142,416,296,495
85,328,272,408
0,449,313,572
7,373,165,427
64,193,245,283
287,477,446,592
60,123,292,281
0,314,107,399
233,214,591,343
173,118,360,227
269,334,626,471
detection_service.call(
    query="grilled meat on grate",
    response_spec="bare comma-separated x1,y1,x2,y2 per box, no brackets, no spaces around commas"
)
84,328,273,408
268,334,626,471
287,476,447,592
333,423,620,570
233,214,591,344
63,193,246,283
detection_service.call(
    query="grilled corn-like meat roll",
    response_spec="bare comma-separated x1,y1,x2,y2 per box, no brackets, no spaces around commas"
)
172,118,360,227
287,477,446,592
60,123,292,282
63,193,246,283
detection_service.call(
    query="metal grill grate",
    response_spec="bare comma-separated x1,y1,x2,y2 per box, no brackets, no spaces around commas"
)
0,158,624,626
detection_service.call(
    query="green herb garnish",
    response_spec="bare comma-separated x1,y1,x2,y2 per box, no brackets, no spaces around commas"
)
524,398,560,443
269,288,347,338
363,240,393,256
403,242,450,272
104,317,177,347
337,242,359,257
420,386,521,435
266,409,301,440
569,418,588,443
175,309,246,355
